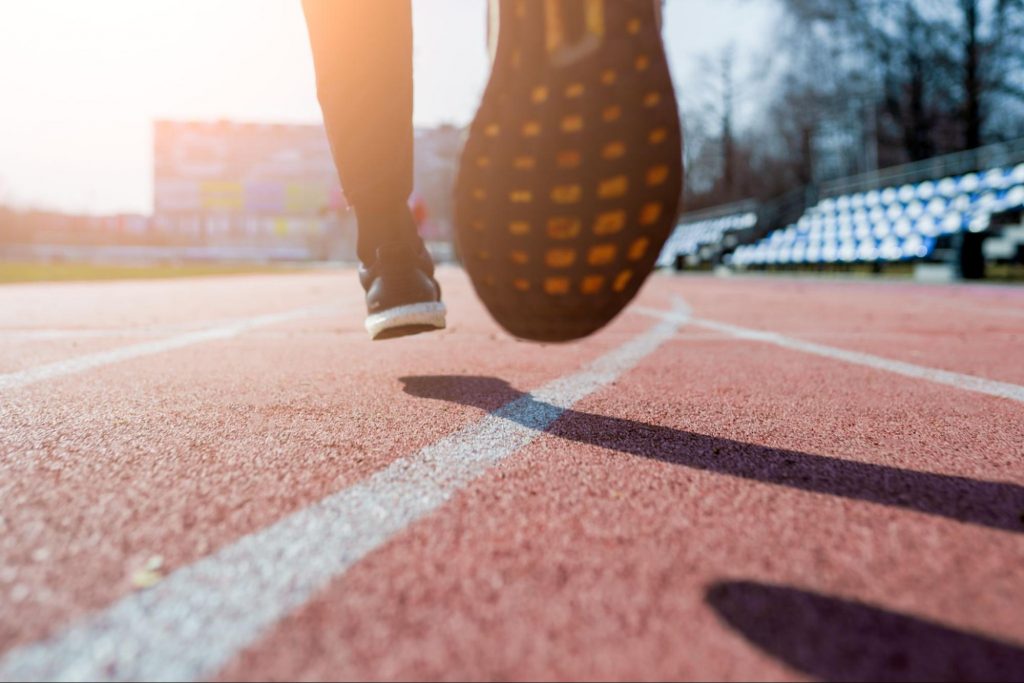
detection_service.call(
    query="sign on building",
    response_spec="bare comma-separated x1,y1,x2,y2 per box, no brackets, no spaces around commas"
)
153,120,349,257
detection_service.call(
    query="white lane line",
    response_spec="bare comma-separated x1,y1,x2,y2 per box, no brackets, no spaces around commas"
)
0,306,335,392
0,330,158,341
636,303,1024,403
0,314,312,341
0,303,688,682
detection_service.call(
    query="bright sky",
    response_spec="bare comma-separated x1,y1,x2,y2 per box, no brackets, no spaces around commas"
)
0,0,777,214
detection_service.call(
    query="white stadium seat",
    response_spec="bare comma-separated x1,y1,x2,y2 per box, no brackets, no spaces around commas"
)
880,237,902,261
916,216,938,237
960,173,981,193
937,177,959,197
976,192,998,210
983,168,1009,190
968,213,991,233
1007,185,1024,207
857,241,878,261
916,181,936,200
792,243,807,263
839,242,857,262
904,234,927,258
927,197,947,216
942,212,964,233
729,161,1022,270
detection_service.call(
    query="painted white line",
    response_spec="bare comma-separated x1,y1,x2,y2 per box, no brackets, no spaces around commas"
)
0,330,160,341
0,314,310,341
0,303,688,682
636,303,1024,403
0,306,335,392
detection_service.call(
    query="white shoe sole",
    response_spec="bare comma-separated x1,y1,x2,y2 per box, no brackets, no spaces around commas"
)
365,301,447,340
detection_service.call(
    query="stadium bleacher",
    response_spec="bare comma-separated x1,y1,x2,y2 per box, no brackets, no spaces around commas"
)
656,211,758,268
727,163,1024,268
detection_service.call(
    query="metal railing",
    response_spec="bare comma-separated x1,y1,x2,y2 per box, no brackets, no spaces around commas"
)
677,198,760,225
672,137,1024,266
819,136,1024,199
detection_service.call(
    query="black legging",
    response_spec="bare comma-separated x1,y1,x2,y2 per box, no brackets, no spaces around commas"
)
302,0,423,264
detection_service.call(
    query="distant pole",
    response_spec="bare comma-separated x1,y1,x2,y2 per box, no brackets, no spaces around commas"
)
721,49,736,198
864,98,879,174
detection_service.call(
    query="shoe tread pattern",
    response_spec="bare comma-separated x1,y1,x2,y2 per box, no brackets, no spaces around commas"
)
456,0,683,342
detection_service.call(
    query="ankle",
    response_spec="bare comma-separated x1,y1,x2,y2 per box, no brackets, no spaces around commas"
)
355,202,423,263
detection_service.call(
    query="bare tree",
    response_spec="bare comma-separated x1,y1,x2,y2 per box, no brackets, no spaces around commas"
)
945,0,1024,147
780,0,1024,157
678,0,1024,212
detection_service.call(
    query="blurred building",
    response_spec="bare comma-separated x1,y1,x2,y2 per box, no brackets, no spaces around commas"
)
413,124,462,242
153,120,353,261
152,120,465,262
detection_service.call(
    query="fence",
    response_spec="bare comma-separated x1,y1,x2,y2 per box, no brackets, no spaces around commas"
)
819,136,1024,199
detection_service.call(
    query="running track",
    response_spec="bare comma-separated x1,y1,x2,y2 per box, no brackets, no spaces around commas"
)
1,269,1023,681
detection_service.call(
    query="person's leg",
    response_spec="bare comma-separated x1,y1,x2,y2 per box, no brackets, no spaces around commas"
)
303,0,444,340
301,0,422,264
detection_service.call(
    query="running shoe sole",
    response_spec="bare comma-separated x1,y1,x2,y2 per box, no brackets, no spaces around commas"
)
455,0,683,342
365,302,447,340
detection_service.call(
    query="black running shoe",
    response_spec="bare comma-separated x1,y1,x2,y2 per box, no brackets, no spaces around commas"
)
360,244,447,340
455,0,683,342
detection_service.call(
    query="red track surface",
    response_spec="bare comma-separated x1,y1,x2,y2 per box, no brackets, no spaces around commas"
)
1,269,1023,681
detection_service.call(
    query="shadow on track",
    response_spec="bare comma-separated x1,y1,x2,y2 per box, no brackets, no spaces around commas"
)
706,580,1024,682
399,375,1024,534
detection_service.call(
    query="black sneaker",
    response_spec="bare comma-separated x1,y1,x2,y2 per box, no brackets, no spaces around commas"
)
359,244,447,340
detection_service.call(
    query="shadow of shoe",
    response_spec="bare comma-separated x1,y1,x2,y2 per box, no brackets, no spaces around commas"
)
706,580,1024,682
